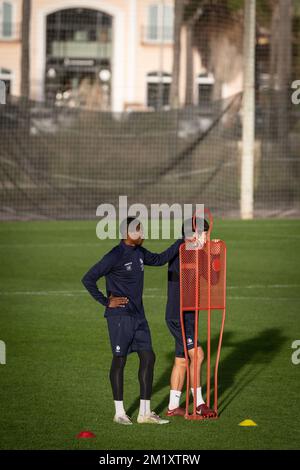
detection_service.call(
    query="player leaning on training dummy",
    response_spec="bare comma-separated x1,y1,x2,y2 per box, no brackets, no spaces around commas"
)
165,218,219,418
82,217,183,426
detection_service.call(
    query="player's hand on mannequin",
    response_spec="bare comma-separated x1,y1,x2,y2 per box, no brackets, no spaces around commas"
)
108,295,129,308
185,232,203,249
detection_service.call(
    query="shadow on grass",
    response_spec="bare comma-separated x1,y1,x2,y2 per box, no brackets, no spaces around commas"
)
128,328,287,416
217,327,287,415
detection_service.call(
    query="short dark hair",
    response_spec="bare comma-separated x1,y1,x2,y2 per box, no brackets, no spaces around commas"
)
120,217,141,238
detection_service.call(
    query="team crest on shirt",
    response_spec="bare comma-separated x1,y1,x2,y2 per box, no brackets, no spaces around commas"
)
139,258,144,271
124,262,133,271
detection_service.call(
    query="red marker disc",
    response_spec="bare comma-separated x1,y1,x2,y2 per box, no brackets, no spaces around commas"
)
76,431,96,439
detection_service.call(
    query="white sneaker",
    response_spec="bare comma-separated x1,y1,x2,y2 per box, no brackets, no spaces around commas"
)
113,414,133,425
137,411,169,425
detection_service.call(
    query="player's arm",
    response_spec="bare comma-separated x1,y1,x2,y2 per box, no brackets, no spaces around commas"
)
81,251,128,308
141,238,183,267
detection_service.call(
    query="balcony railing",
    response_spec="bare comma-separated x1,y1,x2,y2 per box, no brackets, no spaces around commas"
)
46,25,112,43
0,22,21,40
141,25,174,44
50,41,112,60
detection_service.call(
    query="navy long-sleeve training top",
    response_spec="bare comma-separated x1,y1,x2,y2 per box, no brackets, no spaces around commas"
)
82,239,182,318
166,253,181,321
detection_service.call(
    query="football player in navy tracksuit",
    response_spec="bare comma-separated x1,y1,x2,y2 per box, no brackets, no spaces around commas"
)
165,219,217,418
82,217,183,425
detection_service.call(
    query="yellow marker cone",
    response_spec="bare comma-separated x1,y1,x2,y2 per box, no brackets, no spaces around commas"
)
239,419,257,427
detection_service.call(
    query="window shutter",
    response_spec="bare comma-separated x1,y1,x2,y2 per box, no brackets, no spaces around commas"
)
3,2,12,37
148,4,158,40
163,5,174,41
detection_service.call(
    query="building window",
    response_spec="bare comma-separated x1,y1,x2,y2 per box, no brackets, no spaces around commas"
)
46,9,112,60
0,67,12,95
0,1,13,38
145,4,174,42
147,72,172,109
196,73,215,105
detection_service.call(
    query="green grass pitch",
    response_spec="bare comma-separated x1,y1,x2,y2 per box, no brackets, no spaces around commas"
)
0,219,299,450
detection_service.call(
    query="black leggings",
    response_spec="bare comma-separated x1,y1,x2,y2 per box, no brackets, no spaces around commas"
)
109,350,156,401
109,355,127,401
138,350,156,400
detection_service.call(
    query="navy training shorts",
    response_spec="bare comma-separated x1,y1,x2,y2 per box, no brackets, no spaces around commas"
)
106,314,153,356
166,312,200,358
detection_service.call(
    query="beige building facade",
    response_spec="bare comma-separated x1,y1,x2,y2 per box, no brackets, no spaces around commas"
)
0,0,241,111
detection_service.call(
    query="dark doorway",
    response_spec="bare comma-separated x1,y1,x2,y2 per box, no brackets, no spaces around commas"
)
45,8,112,109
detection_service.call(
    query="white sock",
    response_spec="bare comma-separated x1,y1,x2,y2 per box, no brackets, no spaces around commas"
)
114,400,126,417
168,390,182,410
191,387,205,407
139,399,151,417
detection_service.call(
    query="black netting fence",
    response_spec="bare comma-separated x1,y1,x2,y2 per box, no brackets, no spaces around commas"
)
0,0,300,220
0,90,299,220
